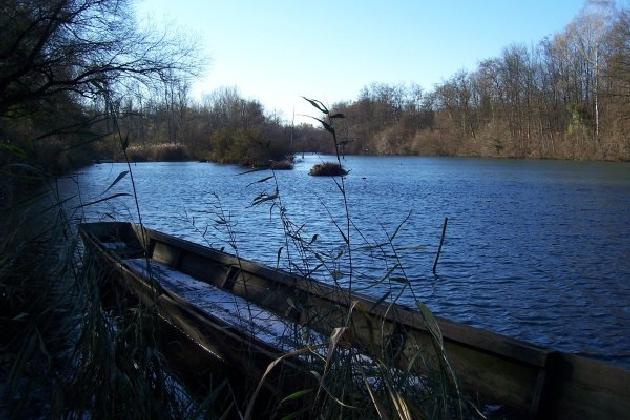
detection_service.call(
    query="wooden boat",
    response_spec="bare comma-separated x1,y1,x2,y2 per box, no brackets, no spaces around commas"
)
79,222,630,419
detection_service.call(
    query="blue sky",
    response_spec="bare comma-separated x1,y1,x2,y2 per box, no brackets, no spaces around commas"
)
135,0,588,123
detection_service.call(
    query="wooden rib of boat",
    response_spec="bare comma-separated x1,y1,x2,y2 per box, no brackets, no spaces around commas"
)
79,221,630,420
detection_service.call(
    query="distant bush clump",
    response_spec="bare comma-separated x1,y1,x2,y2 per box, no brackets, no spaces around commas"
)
270,160,293,170
209,128,292,167
308,162,348,177
126,143,190,162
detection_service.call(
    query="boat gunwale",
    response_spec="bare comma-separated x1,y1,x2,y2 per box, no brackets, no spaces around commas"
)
132,223,552,369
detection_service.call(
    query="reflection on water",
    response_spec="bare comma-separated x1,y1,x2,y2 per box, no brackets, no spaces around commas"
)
61,155,630,367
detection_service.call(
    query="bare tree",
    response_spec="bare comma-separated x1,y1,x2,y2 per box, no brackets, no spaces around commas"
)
0,0,201,117
566,1,615,140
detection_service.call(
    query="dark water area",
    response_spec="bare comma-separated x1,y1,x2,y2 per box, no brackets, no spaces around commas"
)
60,155,630,368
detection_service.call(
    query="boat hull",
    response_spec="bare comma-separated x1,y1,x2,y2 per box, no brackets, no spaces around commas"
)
79,222,630,419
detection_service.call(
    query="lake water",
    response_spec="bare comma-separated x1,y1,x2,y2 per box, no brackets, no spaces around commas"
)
61,155,630,368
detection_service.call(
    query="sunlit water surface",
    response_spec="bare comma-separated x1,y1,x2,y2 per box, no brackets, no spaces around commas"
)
60,155,630,368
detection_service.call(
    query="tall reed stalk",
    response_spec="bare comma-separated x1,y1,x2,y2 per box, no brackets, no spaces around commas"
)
0,104,219,418
187,98,476,418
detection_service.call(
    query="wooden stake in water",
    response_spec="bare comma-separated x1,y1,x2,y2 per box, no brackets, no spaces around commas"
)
432,217,448,274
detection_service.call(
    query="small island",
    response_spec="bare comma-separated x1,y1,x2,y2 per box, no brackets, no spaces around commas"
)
308,162,348,177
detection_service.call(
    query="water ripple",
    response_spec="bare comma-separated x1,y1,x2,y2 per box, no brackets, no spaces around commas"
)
59,156,630,368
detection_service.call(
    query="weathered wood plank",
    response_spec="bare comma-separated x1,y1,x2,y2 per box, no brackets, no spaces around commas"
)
80,226,315,399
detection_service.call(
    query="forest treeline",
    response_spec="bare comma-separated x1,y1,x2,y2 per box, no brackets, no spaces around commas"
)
115,3,630,162
1,1,629,181
116,85,327,165
331,5,630,160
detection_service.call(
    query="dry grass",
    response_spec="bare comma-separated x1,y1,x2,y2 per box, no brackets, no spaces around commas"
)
0,167,216,418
